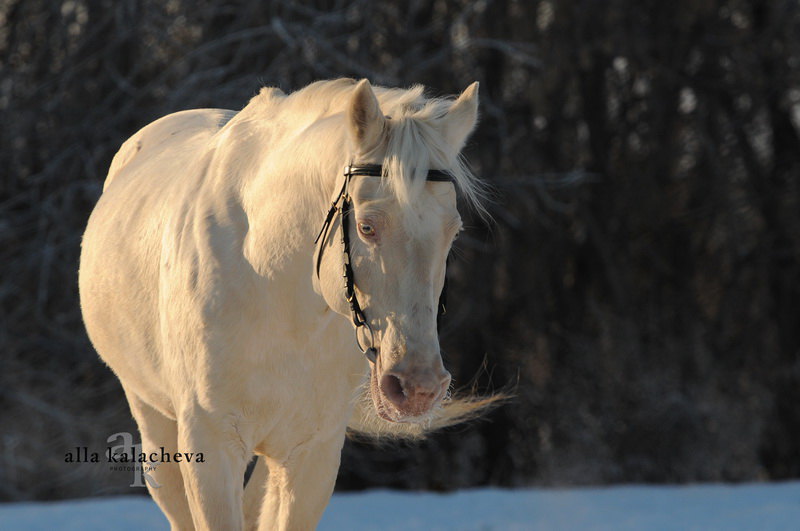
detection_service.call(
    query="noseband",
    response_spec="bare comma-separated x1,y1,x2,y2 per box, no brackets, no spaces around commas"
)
314,164,452,363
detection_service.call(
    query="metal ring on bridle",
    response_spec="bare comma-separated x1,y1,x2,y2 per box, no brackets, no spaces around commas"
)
355,321,377,362
355,320,374,352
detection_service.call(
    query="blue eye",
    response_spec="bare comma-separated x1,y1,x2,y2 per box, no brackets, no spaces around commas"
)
358,222,375,236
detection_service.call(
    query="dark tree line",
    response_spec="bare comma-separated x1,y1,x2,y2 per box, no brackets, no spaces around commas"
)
1,0,799,500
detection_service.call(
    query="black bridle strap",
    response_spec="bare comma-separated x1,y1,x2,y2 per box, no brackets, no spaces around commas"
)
344,163,453,182
313,177,347,276
314,164,454,363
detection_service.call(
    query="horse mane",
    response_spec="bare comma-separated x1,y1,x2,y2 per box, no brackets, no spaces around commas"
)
245,79,489,217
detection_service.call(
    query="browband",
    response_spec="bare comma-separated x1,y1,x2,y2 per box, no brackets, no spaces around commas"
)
344,164,454,182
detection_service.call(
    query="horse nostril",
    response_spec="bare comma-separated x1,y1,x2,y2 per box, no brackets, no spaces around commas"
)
380,374,406,406
380,370,451,415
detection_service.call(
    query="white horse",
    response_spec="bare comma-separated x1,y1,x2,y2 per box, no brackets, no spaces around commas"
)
79,78,492,530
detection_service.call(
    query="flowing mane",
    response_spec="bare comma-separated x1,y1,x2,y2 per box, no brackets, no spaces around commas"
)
241,78,488,215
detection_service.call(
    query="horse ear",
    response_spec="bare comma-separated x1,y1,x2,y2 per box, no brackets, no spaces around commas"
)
442,82,480,151
348,79,385,152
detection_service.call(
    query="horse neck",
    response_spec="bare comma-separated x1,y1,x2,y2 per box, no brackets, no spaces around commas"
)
238,120,351,279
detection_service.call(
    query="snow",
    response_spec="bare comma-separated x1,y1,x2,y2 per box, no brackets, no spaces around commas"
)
1,482,799,530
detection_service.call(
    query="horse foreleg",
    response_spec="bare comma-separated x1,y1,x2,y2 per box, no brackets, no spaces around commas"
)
177,407,250,531
244,456,268,531
125,392,195,531
258,436,344,531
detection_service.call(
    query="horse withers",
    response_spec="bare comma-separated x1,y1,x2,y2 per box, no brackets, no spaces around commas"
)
79,78,494,530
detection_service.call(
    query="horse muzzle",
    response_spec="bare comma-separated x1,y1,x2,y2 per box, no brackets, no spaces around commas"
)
370,356,451,422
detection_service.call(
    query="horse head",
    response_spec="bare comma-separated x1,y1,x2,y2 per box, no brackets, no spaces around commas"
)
316,79,481,423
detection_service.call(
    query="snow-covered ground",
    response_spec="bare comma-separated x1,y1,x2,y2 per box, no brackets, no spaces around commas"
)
1,482,799,530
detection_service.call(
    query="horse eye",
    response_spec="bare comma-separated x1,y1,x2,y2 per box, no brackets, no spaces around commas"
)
358,222,375,236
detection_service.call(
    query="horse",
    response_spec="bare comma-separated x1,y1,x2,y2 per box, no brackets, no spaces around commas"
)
79,78,493,530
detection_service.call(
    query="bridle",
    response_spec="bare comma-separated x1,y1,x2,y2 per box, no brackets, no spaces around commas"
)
314,164,453,363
